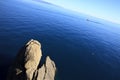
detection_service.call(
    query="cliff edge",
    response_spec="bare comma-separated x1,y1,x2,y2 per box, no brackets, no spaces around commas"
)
7,39,56,80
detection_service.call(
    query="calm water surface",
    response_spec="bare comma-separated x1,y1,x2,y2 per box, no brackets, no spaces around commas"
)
0,0,120,80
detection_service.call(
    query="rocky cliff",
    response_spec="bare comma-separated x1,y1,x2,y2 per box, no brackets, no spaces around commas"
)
7,39,56,80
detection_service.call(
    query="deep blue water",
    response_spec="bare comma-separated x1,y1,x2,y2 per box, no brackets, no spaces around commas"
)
1,0,120,80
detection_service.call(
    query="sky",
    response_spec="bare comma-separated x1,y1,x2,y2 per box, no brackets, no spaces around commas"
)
43,0,120,24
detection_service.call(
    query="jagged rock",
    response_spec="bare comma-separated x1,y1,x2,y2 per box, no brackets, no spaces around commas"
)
7,39,56,80
37,65,45,80
24,39,42,80
44,56,56,80
37,56,56,80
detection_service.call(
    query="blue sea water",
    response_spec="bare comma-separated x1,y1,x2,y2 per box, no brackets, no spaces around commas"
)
1,0,120,80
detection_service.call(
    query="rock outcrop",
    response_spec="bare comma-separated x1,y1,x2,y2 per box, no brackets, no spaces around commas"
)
7,39,56,80
37,56,56,80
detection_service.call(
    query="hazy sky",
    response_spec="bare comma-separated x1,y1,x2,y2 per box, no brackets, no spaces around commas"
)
43,0,120,24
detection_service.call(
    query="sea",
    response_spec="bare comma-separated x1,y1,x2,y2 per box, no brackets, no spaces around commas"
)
0,0,120,80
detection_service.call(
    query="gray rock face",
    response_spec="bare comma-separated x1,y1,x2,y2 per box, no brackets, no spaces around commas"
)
7,39,56,80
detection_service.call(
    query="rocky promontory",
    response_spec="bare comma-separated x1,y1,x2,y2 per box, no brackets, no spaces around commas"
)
7,39,56,80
